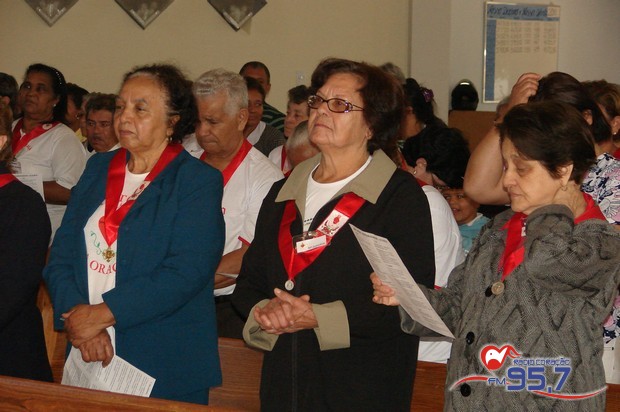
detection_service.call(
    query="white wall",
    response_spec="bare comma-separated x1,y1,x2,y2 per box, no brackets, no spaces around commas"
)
3,1,618,117
449,0,620,113
0,0,411,111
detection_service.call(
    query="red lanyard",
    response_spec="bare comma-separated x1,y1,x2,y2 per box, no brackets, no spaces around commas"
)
0,173,17,188
98,145,182,248
499,193,607,279
200,139,252,186
12,119,59,155
278,193,366,284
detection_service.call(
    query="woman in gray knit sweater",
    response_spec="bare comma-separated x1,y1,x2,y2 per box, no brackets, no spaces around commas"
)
373,101,620,411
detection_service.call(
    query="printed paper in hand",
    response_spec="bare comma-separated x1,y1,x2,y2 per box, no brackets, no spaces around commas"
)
350,225,454,339
62,346,155,397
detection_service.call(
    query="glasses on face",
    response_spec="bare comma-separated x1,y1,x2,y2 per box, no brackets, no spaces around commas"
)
307,95,364,113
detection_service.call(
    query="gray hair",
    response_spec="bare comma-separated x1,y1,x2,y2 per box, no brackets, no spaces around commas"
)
193,69,248,115
285,121,311,151
379,62,406,85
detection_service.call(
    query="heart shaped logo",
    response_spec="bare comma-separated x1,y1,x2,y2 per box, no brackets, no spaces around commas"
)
480,344,521,371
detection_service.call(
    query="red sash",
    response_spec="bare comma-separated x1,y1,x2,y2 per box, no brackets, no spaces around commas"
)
499,193,606,279
0,173,17,188
98,145,182,248
278,193,366,284
200,139,252,187
12,119,60,155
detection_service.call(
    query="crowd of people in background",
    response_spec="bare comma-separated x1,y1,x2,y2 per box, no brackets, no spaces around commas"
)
0,58,619,410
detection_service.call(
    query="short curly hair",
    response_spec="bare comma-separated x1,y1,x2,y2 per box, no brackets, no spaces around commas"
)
401,127,470,188
122,64,196,143
310,58,404,159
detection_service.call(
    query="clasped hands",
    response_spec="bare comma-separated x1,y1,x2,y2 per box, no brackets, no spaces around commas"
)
63,303,116,367
254,288,318,335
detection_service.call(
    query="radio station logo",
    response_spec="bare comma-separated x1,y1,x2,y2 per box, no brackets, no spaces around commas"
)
450,343,607,400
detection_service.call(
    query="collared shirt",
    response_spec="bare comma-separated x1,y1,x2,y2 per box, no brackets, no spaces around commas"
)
276,149,397,216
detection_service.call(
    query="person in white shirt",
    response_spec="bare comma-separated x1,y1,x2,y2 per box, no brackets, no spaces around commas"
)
187,68,283,338
12,63,86,240
401,126,471,363
268,121,319,176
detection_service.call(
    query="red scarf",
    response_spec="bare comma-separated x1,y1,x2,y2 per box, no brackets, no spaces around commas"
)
278,193,366,285
12,118,60,155
200,139,252,187
98,145,182,248
499,193,606,279
0,173,17,188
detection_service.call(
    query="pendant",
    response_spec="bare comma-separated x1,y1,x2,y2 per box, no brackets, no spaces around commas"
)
102,247,116,262
285,280,295,291
491,281,505,296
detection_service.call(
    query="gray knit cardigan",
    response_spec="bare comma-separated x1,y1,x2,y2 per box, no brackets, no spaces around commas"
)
402,204,620,411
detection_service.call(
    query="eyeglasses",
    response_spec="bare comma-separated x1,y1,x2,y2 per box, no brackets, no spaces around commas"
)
307,95,364,113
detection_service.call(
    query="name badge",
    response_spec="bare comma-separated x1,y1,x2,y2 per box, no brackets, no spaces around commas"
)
293,231,327,253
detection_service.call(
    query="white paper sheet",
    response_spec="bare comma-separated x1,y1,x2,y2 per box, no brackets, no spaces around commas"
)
350,225,454,339
14,173,44,199
62,346,155,397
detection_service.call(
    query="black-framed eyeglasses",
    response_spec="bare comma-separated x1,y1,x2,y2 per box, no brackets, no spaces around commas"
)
307,95,364,113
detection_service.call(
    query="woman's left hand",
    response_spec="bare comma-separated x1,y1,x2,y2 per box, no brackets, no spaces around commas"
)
254,288,318,334
77,330,115,367
63,303,116,347
370,273,400,306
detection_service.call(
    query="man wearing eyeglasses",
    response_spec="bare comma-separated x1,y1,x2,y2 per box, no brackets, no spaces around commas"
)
85,94,119,154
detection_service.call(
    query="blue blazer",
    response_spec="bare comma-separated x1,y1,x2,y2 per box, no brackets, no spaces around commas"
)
44,149,225,401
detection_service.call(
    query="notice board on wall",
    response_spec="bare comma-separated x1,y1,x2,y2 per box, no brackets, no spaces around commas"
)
483,2,560,103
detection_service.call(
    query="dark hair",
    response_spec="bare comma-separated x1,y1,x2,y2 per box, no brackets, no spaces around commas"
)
401,127,470,188
86,93,116,116
288,85,312,105
403,78,445,129
451,80,479,111
66,83,89,110
530,72,611,144
0,73,19,115
582,80,620,120
0,102,13,167
23,63,68,122
122,64,196,143
310,58,404,159
239,61,271,83
499,101,596,184
244,76,266,100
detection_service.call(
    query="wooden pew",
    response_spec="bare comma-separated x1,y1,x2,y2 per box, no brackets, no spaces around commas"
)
36,282,620,411
209,338,262,411
2,338,619,411
448,110,496,151
0,375,218,411
36,282,67,383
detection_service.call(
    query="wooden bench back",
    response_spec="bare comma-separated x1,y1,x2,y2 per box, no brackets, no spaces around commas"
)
35,284,620,411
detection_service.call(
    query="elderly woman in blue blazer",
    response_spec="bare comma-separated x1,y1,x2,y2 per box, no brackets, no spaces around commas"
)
44,64,224,404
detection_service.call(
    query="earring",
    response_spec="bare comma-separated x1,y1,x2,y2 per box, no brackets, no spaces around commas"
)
412,168,417,176
561,184,568,191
